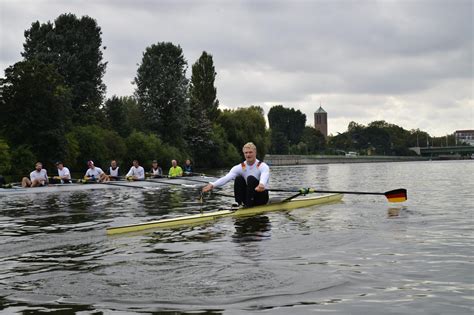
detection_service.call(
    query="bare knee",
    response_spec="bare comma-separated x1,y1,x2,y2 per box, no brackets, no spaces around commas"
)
22,177,31,188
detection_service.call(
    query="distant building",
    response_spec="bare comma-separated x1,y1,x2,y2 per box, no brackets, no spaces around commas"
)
314,106,327,138
454,130,474,146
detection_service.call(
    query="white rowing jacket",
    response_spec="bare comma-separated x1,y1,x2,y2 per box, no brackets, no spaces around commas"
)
151,167,162,176
211,159,270,189
126,166,145,179
30,169,48,182
85,167,104,178
58,167,71,179
109,166,120,177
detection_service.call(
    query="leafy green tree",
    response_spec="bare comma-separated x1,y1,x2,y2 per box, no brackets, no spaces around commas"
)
268,105,306,149
186,52,220,164
65,126,125,170
123,131,186,170
104,96,133,137
217,106,269,159
301,126,326,154
122,96,144,132
134,42,188,145
0,60,71,165
270,130,289,154
10,145,36,177
0,139,11,174
22,13,106,124
189,51,219,122
208,124,241,167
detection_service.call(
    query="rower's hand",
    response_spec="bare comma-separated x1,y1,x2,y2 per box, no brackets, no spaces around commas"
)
255,183,266,192
202,183,213,193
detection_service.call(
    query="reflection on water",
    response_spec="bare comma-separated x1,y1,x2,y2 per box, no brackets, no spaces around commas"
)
232,216,271,242
0,161,473,314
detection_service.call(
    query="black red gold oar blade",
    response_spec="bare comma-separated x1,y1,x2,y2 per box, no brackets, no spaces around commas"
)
384,189,407,203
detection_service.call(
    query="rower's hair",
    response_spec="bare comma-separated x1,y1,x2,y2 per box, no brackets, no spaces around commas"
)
242,142,257,152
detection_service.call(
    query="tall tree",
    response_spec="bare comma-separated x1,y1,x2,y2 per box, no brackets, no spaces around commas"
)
134,42,188,145
189,51,219,122
268,105,306,150
217,106,269,159
0,60,72,165
22,13,106,123
301,126,326,154
103,96,136,138
186,51,219,163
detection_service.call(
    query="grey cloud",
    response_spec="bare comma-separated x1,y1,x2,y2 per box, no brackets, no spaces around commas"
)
0,0,472,136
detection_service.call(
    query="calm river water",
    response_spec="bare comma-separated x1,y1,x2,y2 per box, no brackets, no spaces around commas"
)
0,161,473,314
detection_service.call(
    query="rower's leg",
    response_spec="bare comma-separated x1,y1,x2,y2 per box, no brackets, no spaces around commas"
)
21,177,31,187
31,179,42,187
254,191,269,206
234,176,247,206
245,176,269,207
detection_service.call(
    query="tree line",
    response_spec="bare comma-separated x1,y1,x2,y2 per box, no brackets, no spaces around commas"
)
0,13,269,177
0,13,449,178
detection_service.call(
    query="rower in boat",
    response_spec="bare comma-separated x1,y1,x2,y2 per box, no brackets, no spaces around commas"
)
51,161,72,184
183,159,193,176
84,160,107,182
149,160,163,178
106,160,121,181
21,162,49,187
168,159,183,177
126,160,145,181
202,142,269,207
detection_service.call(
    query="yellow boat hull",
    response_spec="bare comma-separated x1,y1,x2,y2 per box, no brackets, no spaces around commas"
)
106,193,343,235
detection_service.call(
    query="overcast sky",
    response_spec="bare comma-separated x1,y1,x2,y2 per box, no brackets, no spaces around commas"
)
1,0,472,136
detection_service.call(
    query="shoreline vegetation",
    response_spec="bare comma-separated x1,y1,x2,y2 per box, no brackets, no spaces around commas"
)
1,13,471,180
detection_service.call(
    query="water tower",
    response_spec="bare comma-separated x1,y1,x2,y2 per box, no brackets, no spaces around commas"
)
314,106,327,138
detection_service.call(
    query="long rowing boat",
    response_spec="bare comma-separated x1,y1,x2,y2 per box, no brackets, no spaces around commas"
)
106,193,343,235
0,176,215,196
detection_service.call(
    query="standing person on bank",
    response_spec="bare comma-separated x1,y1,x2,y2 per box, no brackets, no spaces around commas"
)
22,162,49,187
202,142,270,207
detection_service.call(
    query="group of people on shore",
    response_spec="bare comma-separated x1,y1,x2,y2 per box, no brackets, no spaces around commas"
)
10,142,270,208
20,159,194,188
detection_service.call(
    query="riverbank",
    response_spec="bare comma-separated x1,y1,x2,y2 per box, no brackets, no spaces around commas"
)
264,154,431,166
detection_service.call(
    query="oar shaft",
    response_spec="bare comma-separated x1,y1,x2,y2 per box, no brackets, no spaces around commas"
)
269,188,384,195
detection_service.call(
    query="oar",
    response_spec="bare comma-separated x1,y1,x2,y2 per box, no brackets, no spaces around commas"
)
77,178,149,189
270,188,407,203
145,177,190,186
99,181,148,189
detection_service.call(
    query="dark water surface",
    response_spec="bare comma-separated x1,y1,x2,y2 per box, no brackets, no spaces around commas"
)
0,161,472,314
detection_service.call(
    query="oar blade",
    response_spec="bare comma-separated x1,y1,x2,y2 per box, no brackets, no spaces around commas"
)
384,189,407,203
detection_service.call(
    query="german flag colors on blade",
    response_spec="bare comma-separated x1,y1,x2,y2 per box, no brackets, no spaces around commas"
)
384,189,407,203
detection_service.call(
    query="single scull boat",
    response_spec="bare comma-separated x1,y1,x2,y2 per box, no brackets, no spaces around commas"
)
106,193,343,235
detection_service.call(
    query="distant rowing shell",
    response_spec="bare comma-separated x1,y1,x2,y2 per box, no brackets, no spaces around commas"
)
0,177,214,196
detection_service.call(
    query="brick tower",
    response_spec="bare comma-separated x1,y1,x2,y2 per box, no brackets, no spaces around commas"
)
314,106,327,138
